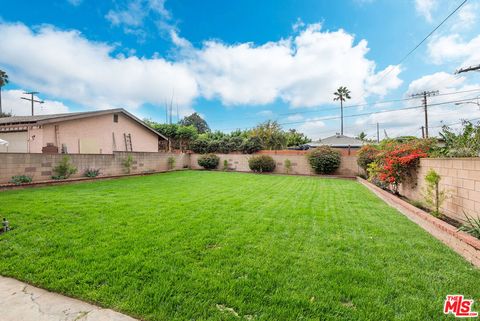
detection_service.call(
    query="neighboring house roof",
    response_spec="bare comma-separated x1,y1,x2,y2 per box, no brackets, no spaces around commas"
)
308,134,364,148
0,108,167,140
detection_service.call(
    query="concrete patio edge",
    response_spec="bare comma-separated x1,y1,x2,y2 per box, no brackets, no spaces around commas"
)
357,177,480,268
0,276,139,321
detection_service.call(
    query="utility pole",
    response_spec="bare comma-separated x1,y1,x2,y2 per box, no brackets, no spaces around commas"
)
21,92,44,116
455,64,480,74
421,126,425,139
411,90,438,138
376,122,380,143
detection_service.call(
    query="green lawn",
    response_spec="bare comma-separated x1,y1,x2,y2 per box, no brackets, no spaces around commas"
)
0,171,478,320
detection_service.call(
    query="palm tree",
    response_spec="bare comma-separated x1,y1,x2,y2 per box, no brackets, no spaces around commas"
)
0,69,9,115
333,86,351,135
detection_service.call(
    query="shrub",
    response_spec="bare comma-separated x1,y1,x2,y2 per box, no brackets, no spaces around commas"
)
198,153,220,170
459,212,480,239
248,155,276,173
206,140,220,153
307,146,341,174
167,156,176,170
10,175,32,185
52,156,77,179
84,168,100,178
369,140,428,193
189,138,209,154
217,137,233,154
284,159,292,174
240,136,262,154
423,169,446,217
223,159,229,171
439,121,480,157
357,145,379,171
229,136,245,152
122,155,134,174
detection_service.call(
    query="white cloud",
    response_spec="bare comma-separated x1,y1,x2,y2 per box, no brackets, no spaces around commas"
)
427,34,480,66
451,2,478,31
295,117,326,140
0,23,198,114
67,0,82,6
105,0,173,38
0,21,402,117
2,89,70,116
285,114,304,122
415,0,437,22
405,72,465,95
353,72,480,137
256,110,274,117
186,24,402,107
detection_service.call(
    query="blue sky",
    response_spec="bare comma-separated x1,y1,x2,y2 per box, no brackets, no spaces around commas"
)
1,0,480,139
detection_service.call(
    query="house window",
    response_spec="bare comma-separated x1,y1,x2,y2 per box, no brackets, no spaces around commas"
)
113,114,119,123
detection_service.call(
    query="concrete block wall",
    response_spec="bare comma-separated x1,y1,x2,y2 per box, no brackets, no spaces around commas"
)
399,158,480,221
190,153,361,176
0,152,189,183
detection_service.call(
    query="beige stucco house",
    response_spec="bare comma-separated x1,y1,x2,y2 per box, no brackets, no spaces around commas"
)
0,109,167,154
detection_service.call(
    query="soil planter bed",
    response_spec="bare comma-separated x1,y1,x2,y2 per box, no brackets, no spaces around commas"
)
358,177,480,267
0,170,180,191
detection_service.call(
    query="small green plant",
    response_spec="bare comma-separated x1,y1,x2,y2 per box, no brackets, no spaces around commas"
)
223,159,229,171
423,169,446,217
122,155,134,174
84,168,100,178
167,156,176,170
248,155,276,173
284,159,292,174
9,175,32,185
52,156,77,179
307,146,341,175
198,154,220,170
458,212,480,239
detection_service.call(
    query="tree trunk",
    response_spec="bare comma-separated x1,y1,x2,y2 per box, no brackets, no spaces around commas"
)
340,99,344,135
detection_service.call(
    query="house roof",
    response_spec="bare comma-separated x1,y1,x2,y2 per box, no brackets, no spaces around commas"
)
0,108,167,140
308,134,364,148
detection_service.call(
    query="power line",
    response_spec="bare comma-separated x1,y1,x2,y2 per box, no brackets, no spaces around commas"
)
207,87,480,125
429,117,480,129
374,0,468,84
218,96,480,131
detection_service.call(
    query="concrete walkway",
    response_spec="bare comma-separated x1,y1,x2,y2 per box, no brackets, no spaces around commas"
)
0,276,138,321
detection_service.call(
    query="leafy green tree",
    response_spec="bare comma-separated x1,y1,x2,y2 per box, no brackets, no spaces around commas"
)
0,69,9,115
176,125,198,151
240,136,263,154
145,121,179,151
285,129,310,147
230,129,249,138
189,137,210,154
179,112,210,133
439,121,480,157
250,120,287,150
357,131,367,141
228,136,245,151
333,86,351,135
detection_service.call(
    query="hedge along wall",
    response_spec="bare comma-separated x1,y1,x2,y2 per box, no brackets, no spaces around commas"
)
399,158,480,221
190,153,361,176
0,152,189,184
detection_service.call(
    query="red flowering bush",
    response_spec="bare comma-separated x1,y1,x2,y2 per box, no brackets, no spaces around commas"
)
357,144,380,171
368,139,431,193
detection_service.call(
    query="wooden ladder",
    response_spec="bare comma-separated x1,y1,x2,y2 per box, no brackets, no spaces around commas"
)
124,133,133,151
